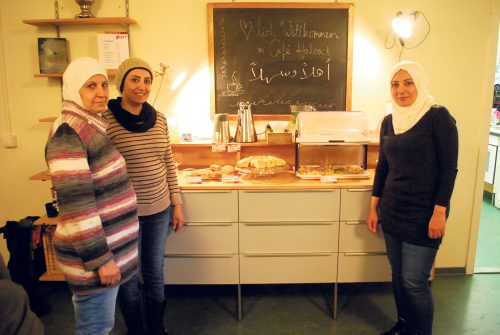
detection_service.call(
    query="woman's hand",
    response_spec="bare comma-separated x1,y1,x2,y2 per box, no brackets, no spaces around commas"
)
98,259,121,286
428,205,447,239
366,196,380,234
172,205,184,232
366,208,379,234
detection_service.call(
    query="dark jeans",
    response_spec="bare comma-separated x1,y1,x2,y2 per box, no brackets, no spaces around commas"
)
384,232,438,335
119,206,171,316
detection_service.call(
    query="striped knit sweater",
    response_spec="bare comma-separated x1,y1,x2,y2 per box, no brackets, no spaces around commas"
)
103,108,182,217
45,101,139,296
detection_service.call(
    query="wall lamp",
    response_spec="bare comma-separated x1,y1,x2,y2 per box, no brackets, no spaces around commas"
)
386,11,431,60
392,11,417,43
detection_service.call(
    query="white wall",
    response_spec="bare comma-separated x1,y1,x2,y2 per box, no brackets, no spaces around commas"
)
0,0,498,271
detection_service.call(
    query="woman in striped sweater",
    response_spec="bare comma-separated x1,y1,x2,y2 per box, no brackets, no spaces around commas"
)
103,58,184,335
45,57,139,335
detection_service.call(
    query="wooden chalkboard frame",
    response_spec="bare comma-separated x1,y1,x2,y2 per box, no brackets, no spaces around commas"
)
208,2,354,117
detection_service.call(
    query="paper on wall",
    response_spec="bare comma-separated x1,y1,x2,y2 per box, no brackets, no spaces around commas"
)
97,32,130,69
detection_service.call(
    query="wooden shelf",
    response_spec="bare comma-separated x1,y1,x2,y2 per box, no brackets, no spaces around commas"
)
22,17,136,27
39,272,65,281
172,142,294,148
34,73,63,78
39,117,57,123
34,69,117,78
30,170,51,181
35,215,60,226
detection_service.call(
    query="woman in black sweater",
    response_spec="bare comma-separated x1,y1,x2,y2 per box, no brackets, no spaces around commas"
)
367,61,458,335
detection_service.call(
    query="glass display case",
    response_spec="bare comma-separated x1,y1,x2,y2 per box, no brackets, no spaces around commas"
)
294,111,372,179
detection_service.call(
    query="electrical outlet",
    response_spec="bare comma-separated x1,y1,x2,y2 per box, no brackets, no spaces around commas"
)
2,133,17,148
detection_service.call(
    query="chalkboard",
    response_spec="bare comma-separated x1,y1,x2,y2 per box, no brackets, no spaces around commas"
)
208,3,353,115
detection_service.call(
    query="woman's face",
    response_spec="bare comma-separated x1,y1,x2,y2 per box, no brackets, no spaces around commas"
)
391,70,418,107
121,68,152,106
79,74,109,114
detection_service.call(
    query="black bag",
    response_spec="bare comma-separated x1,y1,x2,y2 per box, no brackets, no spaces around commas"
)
1,216,51,317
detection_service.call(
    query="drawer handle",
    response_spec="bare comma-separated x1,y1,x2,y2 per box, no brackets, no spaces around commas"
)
344,252,387,256
185,222,234,227
347,189,372,192
165,253,234,258
243,252,333,257
182,190,234,194
243,222,333,226
242,190,335,193
345,221,364,225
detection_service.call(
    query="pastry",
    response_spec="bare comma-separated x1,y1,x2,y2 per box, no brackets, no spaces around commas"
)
236,155,287,169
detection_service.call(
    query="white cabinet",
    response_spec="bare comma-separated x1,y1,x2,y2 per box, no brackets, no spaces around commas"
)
239,253,337,284
166,188,391,285
181,190,238,222
164,190,239,284
239,222,338,284
164,187,392,319
337,189,391,283
485,144,497,184
238,190,339,284
489,133,500,208
239,189,340,222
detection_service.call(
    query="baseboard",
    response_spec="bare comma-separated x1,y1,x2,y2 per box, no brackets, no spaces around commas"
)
473,267,500,274
434,267,466,275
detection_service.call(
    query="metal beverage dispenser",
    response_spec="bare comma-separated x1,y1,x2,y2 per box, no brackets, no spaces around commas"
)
235,102,257,142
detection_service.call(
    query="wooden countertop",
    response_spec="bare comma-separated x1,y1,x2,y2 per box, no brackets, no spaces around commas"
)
179,170,375,190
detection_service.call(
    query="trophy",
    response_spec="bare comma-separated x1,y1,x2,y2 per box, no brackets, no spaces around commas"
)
75,0,96,18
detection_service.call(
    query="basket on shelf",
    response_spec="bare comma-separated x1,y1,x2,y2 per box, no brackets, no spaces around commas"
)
42,226,62,275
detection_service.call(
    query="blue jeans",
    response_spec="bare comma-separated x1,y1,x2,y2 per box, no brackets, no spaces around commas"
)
118,206,171,324
384,232,438,335
72,286,119,335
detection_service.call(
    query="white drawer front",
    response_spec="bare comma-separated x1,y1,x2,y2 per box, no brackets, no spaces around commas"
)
239,253,337,284
337,252,391,283
165,222,237,254
181,190,238,222
239,190,340,222
164,255,238,284
340,189,372,221
338,221,386,252
240,222,338,253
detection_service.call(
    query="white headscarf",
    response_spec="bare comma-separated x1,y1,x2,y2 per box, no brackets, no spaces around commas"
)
62,57,107,108
389,61,434,135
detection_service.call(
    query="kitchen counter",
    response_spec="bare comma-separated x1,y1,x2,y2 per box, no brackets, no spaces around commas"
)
171,170,388,320
178,170,375,190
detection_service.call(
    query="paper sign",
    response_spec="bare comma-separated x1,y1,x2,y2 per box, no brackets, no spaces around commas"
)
222,175,240,183
185,176,202,184
212,144,227,152
227,143,241,152
97,32,130,69
320,175,337,183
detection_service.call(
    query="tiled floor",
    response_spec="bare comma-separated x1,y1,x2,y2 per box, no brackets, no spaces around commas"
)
474,193,500,272
39,273,500,335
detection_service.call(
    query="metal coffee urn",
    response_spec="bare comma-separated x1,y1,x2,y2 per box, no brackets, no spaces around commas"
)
235,102,257,142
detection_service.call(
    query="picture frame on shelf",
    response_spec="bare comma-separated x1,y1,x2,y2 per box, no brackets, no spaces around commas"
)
37,37,70,74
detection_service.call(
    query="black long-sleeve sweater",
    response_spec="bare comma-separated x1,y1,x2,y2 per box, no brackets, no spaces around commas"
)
372,105,458,248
